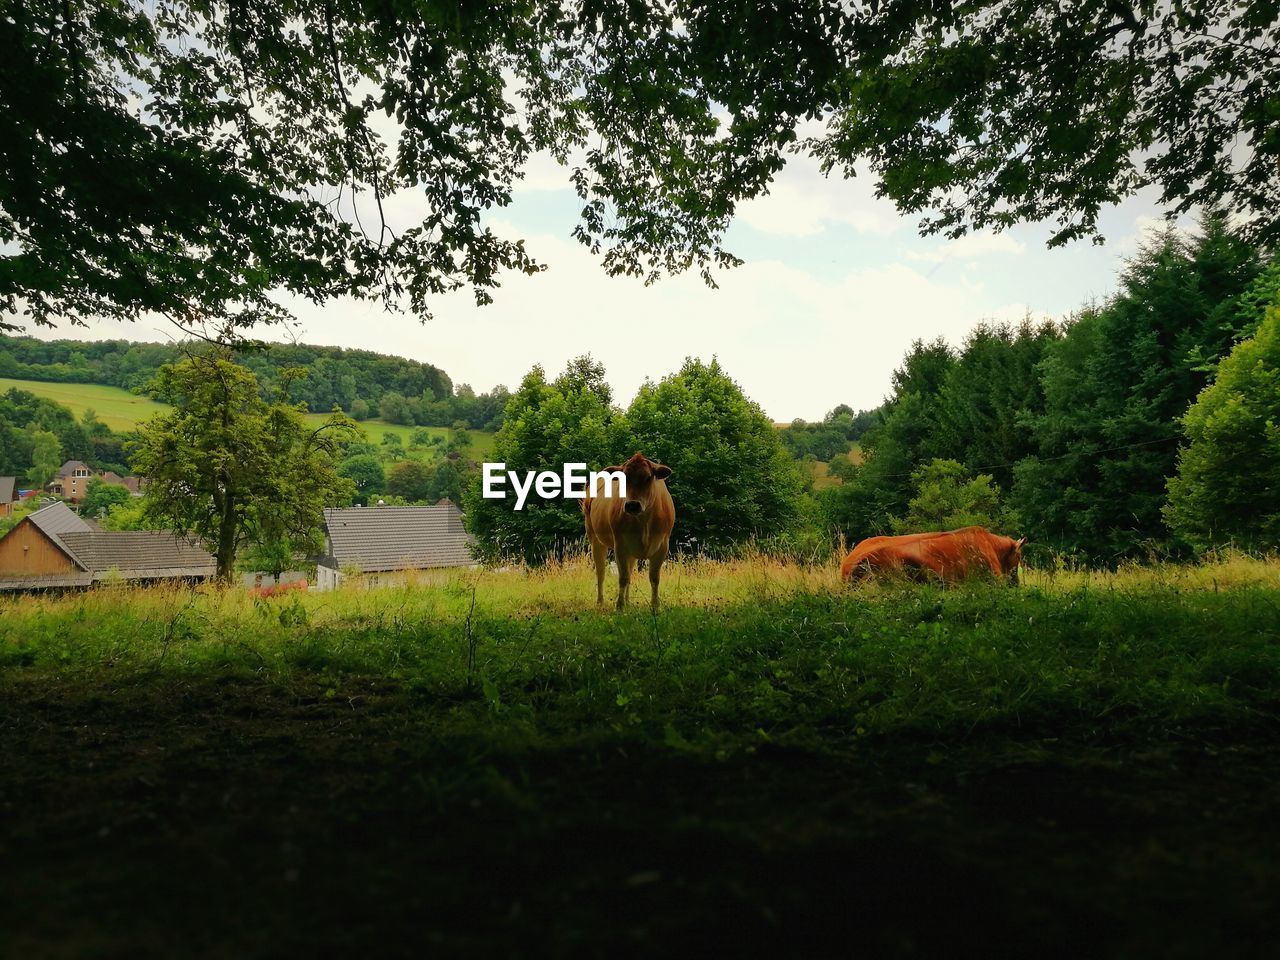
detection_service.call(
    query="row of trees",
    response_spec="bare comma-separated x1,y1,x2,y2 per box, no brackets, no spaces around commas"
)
822,214,1280,562
338,451,472,507
779,406,879,462
0,336,509,431
465,357,806,563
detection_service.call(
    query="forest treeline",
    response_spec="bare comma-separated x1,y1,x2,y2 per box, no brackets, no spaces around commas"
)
463,214,1280,567
0,391,130,479
823,213,1280,564
0,336,509,431
5,214,1278,569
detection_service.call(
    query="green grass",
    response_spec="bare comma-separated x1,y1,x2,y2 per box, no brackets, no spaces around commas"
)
2,556,1279,954
0,376,173,431
1,376,495,456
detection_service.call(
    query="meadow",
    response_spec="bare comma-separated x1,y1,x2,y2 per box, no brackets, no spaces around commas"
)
2,556,1278,956
0,375,495,456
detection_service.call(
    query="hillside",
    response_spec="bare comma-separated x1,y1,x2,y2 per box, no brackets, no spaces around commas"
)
0,377,495,457
0,334,507,432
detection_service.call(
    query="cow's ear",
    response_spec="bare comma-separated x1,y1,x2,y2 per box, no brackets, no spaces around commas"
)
602,465,622,474
653,464,673,480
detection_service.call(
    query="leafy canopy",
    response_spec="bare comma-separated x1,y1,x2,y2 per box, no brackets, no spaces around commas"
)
1166,302,1280,552
5,2,1279,332
626,358,805,554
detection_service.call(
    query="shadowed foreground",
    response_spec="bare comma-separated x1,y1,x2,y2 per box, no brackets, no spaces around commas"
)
2,560,1278,957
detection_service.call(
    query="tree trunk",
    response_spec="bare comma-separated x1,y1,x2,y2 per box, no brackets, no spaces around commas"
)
216,499,238,582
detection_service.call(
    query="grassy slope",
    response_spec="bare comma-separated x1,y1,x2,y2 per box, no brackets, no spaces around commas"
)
0,376,495,457
807,444,864,490
2,556,1279,956
0,376,172,431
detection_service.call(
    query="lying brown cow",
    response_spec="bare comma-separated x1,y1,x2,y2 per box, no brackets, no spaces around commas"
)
841,526,1024,585
583,452,676,610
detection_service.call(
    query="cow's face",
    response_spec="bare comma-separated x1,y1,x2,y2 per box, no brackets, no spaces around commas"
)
617,452,672,516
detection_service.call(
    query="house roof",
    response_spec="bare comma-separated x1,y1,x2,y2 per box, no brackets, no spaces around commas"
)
3,502,215,585
56,460,90,477
57,531,216,580
323,504,474,573
0,477,15,503
27,502,94,567
99,471,125,484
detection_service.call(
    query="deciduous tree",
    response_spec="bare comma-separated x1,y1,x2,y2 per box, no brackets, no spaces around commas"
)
1166,303,1280,552
7,3,1278,333
625,358,805,553
131,352,357,579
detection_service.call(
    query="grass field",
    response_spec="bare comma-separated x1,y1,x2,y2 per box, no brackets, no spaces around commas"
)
807,444,864,489
0,376,495,457
2,555,1278,956
0,376,173,431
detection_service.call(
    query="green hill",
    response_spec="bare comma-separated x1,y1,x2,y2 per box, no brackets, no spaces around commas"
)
0,377,495,457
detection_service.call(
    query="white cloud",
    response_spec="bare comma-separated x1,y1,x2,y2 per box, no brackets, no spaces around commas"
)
14,136,1183,422
907,231,1026,263
257,221,1035,420
735,156,899,238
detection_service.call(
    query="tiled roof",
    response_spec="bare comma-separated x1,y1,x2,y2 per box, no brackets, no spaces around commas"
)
56,460,89,477
323,504,475,573
0,477,15,503
27,502,94,567
56,531,216,580
7,503,215,582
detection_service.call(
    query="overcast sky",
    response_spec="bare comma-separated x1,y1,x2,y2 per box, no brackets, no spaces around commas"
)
22,149,1179,422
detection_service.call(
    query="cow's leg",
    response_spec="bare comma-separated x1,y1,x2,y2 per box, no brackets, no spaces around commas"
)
616,553,635,610
591,539,608,606
648,544,668,612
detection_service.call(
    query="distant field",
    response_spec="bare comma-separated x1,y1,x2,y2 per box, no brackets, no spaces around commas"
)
0,377,495,456
0,377,172,431
807,445,864,490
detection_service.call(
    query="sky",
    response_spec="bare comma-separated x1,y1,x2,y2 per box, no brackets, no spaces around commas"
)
21,147,1181,422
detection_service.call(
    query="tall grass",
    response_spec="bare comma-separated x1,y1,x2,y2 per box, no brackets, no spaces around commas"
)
3,555,1278,760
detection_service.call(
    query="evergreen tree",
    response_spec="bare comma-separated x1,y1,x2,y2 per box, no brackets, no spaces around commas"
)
934,320,1061,490
1013,215,1260,562
820,338,955,540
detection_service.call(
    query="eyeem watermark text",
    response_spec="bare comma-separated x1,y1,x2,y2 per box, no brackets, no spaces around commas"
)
482,463,626,510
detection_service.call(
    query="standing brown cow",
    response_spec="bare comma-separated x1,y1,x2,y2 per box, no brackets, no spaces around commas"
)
583,452,676,610
841,526,1024,584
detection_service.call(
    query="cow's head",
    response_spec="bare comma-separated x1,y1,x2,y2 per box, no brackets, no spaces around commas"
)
611,451,672,516
1002,536,1026,584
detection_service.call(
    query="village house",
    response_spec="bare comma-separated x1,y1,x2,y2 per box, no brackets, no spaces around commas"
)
46,460,97,501
0,501,215,591
45,462,145,503
0,476,18,518
316,501,476,589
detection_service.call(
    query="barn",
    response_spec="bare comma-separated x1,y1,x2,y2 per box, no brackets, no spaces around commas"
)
316,502,476,589
0,502,215,591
